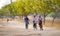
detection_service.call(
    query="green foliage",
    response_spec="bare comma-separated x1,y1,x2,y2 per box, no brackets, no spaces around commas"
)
0,0,60,16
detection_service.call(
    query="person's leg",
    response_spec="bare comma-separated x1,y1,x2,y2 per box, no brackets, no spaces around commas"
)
39,23,41,30
34,23,37,30
33,24,35,30
41,24,43,30
35,24,37,30
26,24,28,29
40,24,43,30
33,23,37,30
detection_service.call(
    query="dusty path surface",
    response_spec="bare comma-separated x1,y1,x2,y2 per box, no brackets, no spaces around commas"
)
0,21,60,36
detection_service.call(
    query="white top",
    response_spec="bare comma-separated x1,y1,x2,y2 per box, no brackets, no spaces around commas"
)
38,17,42,21
33,17,37,23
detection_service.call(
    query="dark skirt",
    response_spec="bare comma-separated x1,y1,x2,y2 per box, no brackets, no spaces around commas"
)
33,22,37,28
39,22,42,28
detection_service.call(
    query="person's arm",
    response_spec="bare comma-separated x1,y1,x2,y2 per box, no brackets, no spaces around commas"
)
24,18,26,22
27,18,30,21
41,17,42,21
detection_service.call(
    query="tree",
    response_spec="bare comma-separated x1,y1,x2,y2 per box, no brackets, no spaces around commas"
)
0,0,60,24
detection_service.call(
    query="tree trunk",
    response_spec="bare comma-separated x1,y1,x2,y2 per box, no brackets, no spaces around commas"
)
52,17,55,25
52,10,58,25
44,14,45,25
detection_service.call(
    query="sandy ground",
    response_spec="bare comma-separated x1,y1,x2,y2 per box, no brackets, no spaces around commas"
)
0,21,60,36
